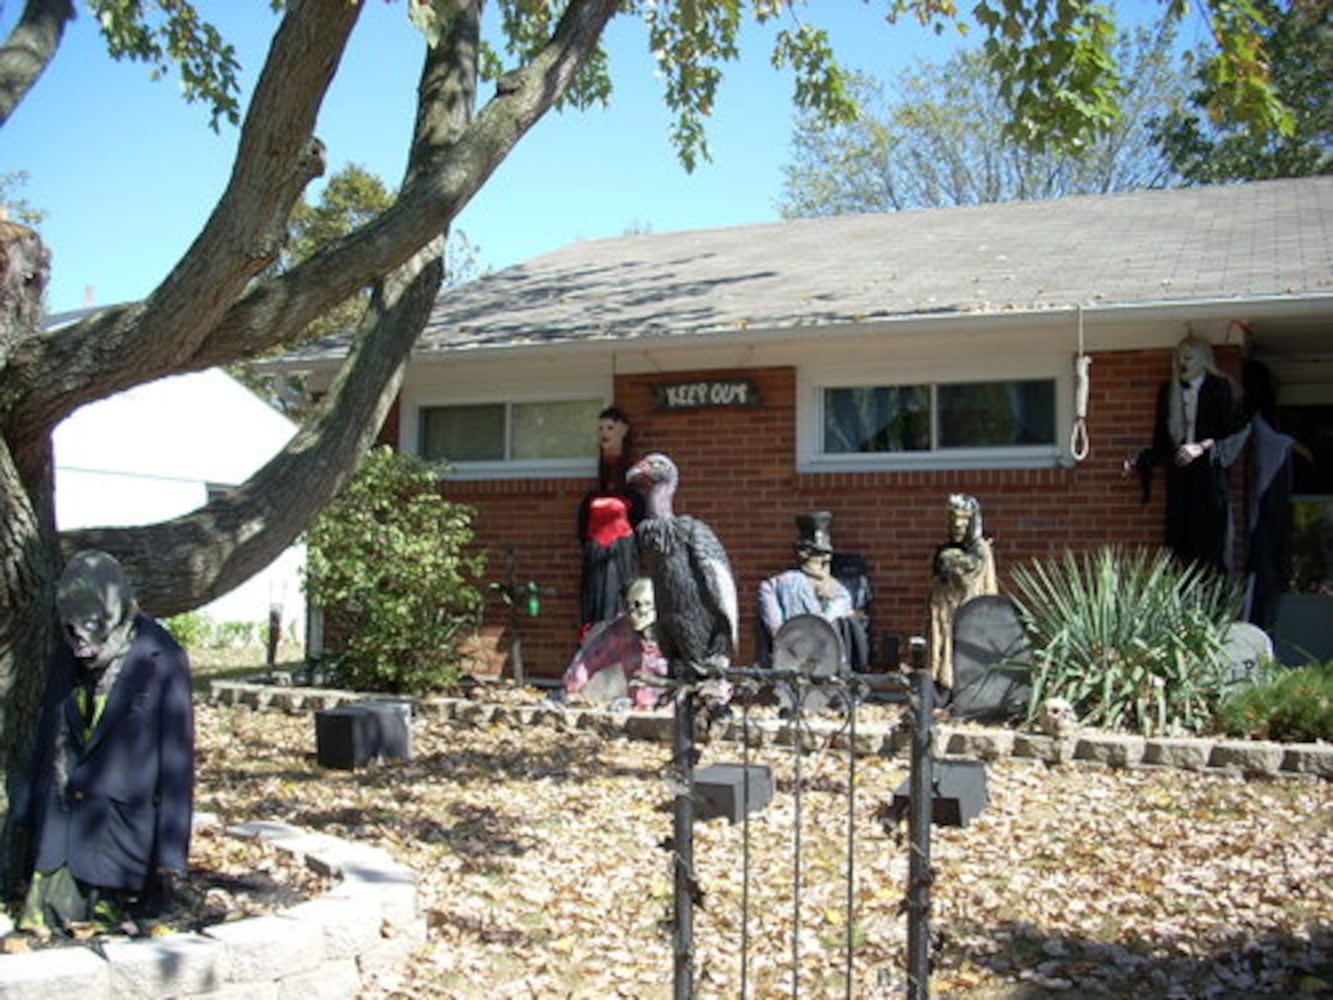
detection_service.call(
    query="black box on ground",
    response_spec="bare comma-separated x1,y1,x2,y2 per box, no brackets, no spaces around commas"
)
315,701,412,770
890,760,989,828
694,762,774,823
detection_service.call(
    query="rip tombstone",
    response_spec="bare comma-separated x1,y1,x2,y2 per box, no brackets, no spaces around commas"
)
1220,621,1273,687
949,595,1032,723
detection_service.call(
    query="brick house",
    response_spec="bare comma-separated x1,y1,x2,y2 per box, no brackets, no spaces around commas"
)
279,177,1333,679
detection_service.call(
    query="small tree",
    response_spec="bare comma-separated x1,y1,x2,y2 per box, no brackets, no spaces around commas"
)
305,446,484,695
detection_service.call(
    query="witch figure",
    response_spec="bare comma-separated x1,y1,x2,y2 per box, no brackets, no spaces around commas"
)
576,406,645,639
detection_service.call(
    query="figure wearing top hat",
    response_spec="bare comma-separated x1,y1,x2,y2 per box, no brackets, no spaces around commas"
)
757,511,862,667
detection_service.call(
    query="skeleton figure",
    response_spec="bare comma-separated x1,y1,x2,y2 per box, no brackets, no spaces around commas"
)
563,577,667,708
1039,697,1079,737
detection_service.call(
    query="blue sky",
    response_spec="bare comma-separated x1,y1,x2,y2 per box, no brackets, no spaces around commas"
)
2,3,976,315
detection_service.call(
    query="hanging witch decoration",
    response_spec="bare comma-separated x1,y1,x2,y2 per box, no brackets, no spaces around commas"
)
576,406,645,640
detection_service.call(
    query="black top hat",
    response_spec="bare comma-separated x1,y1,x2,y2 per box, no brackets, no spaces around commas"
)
794,511,834,554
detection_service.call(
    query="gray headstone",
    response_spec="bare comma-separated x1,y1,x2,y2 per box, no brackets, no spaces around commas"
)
1220,621,1273,686
771,614,845,713
950,595,1032,722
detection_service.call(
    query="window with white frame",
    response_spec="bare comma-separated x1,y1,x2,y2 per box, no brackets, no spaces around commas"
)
807,366,1064,470
418,398,603,467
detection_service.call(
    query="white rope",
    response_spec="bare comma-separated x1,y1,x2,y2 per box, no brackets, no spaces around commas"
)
1070,306,1091,462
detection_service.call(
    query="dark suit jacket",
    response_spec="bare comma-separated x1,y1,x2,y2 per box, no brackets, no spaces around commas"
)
29,614,194,890
1137,373,1247,572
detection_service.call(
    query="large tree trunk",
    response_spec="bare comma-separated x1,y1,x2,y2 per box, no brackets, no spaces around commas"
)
0,0,621,892
0,219,58,890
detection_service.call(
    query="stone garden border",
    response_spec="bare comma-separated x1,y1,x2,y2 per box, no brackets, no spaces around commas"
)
210,679,1332,780
0,816,424,1000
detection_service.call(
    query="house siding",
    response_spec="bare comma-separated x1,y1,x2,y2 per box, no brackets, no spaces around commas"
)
437,345,1246,681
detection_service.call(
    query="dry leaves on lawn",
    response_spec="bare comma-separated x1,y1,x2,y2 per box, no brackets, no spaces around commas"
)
193,701,1332,999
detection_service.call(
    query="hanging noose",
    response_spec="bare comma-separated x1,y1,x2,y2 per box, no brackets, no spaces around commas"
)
1071,306,1092,462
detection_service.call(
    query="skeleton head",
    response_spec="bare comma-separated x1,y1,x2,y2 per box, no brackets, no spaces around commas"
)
1039,697,1079,737
626,577,656,634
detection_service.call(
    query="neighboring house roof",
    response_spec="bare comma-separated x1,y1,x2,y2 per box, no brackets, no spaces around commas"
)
282,176,1332,366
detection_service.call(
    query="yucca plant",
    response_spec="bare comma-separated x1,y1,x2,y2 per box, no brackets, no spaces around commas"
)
1009,546,1242,736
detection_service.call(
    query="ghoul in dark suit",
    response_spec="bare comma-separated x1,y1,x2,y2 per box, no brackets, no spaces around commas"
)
21,551,194,933
1132,337,1249,575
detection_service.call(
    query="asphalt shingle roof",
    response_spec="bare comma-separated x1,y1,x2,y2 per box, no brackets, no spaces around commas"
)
291,177,1332,363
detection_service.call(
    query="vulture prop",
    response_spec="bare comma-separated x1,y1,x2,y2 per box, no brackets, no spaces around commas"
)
626,453,738,677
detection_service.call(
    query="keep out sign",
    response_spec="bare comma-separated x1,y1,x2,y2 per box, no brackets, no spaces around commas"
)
655,379,761,411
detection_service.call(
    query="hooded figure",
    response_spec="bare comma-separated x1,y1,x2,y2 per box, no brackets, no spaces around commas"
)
928,494,998,702
20,550,194,935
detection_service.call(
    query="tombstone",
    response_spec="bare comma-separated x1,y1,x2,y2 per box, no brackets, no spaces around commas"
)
1220,621,1274,686
949,595,1032,723
770,614,846,714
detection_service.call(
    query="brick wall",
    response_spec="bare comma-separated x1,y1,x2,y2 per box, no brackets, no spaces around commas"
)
439,345,1247,680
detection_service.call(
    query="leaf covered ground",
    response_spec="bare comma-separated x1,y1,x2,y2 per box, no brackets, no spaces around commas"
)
193,696,1331,999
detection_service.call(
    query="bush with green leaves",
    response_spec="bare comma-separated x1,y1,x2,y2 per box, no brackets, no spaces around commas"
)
1215,660,1333,743
164,611,212,650
305,446,485,695
1009,545,1241,736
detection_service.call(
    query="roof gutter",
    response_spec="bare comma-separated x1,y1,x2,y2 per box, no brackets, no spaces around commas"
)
257,291,1333,374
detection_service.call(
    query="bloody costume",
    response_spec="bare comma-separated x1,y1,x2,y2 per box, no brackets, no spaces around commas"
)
577,408,643,635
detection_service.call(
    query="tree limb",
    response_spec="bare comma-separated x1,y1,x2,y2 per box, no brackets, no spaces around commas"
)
3,0,360,441
0,0,74,128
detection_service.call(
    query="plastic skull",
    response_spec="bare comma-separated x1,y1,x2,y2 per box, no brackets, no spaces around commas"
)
1039,697,1079,737
626,577,656,634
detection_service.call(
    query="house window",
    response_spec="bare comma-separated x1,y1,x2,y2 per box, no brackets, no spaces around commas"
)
419,399,602,465
820,378,1056,458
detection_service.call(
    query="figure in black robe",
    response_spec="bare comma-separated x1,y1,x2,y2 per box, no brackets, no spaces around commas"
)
1242,360,1311,631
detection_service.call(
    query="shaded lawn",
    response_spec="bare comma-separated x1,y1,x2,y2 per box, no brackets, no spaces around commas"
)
193,696,1332,1000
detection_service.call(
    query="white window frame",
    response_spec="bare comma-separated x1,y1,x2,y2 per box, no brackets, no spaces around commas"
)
400,381,607,481
798,351,1071,472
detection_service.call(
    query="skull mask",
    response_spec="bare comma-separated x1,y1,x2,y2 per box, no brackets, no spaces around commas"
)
625,577,656,634
1039,697,1079,737
56,550,138,671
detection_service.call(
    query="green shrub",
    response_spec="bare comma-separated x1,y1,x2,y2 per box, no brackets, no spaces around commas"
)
305,445,485,695
164,611,212,651
213,621,259,648
1009,545,1241,736
1215,660,1333,742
